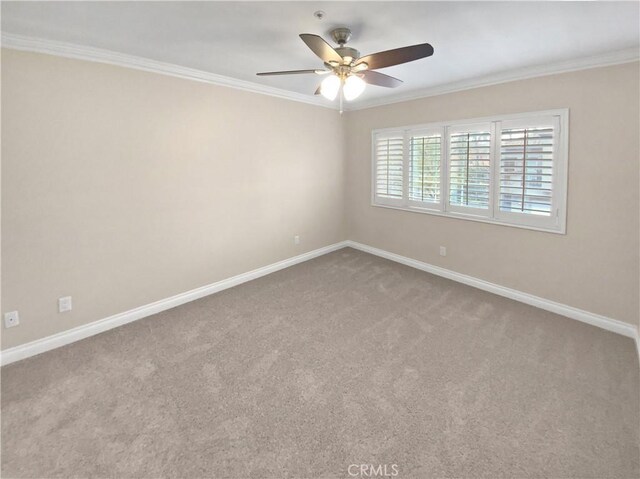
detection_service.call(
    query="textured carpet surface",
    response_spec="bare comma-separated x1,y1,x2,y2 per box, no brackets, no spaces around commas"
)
2,248,639,478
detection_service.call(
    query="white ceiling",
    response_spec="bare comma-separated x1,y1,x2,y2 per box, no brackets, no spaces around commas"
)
2,1,639,108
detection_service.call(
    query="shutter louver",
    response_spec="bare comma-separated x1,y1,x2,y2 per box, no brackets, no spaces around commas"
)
409,133,441,204
449,130,491,209
499,126,554,216
375,135,404,200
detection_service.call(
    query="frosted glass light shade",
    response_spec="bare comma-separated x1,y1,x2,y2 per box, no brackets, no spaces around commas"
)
320,75,341,101
343,75,366,101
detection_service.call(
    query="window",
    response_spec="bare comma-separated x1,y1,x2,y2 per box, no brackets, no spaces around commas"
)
448,124,492,213
495,117,561,229
374,133,403,205
408,128,442,208
372,109,568,233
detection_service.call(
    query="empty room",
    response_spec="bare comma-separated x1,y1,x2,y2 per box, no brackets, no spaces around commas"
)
1,1,639,478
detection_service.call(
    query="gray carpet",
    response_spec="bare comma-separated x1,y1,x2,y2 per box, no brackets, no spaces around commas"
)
2,248,639,478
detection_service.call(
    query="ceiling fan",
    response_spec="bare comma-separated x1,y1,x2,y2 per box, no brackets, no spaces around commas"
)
257,27,434,109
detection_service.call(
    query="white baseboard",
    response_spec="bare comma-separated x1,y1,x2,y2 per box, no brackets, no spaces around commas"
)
345,241,639,340
0,241,349,366
3,239,637,366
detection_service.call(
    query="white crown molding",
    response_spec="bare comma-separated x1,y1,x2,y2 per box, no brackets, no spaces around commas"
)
3,32,638,113
0,32,335,110
346,47,640,111
344,241,639,340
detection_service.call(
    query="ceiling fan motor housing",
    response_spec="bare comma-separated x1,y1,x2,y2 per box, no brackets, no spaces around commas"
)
335,46,360,64
330,28,359,64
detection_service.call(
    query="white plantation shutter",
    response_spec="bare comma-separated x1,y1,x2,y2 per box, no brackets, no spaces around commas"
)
495,116,561,228
499,120,556,215
374,132,404,205
448,124,492,214
371,110,567,233
408,129,443,209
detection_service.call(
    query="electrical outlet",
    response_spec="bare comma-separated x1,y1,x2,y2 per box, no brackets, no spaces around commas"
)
294,235,300,245
439,246,447,257
58,296,72,313
4,311,19,328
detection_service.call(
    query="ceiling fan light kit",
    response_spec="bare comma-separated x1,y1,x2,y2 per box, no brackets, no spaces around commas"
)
257,27,434,110
320,74,341,100
343,75,366,101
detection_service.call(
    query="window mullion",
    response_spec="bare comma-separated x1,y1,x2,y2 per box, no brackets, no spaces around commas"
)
402,130,410,207
490,121,500,220
443,126,450,213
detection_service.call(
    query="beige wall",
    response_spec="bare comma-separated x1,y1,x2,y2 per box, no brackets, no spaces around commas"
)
1,49,346,349
2,50,638,352
345,62,640,329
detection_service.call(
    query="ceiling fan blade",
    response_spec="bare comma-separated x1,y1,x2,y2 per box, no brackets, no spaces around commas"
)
257,69,324,76
356,43,434,70
361,70,403,88
299,34,343,64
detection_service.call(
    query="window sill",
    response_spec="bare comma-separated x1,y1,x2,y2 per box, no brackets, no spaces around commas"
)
371,202,566,235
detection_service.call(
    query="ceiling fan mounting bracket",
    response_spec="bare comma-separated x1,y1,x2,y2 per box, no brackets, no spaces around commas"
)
330,27,352,46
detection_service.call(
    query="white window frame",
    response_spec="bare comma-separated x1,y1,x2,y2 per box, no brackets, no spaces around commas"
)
494,115,562,230
370,109,569,234
373,131,405,208
406,126,445,212
446,121,494,218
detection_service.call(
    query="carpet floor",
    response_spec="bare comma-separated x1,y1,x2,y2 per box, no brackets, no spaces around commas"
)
2,248,638,478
